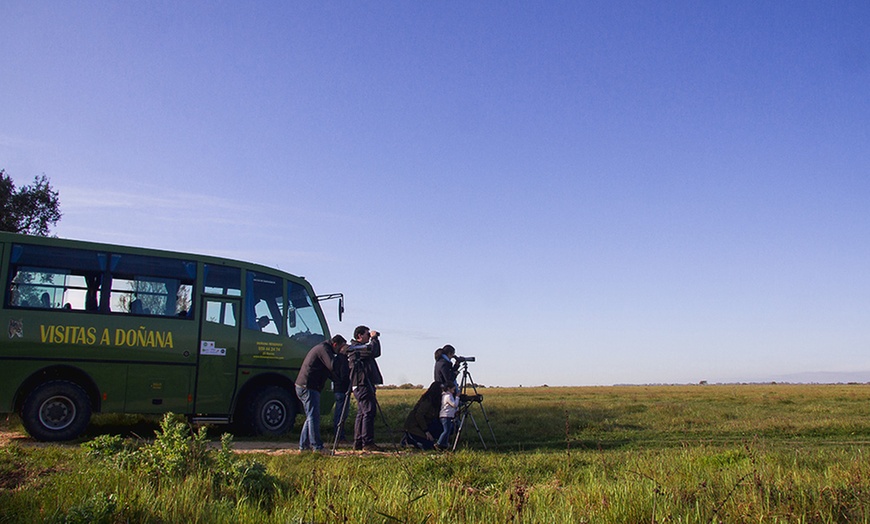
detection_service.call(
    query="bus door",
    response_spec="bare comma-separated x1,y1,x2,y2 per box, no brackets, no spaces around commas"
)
195,297,241,414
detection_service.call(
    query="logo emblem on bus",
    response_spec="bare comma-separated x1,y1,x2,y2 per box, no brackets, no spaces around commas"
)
8,319,23,339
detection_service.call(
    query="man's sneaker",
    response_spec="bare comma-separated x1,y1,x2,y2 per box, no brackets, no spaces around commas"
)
318,448,334,456
353,441,363,451
362,443,383,452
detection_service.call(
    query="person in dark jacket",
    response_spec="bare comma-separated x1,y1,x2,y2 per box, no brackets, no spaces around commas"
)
295,334,347,453
401,382,443,450
348,325,383,451
332,344,351,443
434,344,460,389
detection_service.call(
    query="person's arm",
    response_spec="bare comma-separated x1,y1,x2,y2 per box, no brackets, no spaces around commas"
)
320,345,335,374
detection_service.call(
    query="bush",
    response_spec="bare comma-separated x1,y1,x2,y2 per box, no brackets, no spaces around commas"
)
81,434,136,468
82,413,282,509
49,492,117,524
138,413,211,480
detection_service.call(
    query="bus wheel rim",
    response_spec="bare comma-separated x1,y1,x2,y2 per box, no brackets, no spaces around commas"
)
261,400,285,429
38,395,76,430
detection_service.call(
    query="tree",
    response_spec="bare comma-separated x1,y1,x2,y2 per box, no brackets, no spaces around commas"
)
0,169,62,236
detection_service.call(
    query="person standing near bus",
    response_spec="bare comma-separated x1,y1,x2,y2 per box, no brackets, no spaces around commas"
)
295,334,348,453
348,325,383,451
332,343,351,443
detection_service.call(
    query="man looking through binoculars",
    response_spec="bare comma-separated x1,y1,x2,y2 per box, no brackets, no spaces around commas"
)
348,325,383,451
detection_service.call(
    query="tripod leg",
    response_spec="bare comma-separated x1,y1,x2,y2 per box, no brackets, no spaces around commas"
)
332,384,354,452
465,410,487,450
476,402,498,446
451,409,467,451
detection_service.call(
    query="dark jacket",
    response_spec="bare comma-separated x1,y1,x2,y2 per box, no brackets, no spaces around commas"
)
348,338,383,387
403,382,442,438
295,341,339,391
333,351,350,393
434,355,459,388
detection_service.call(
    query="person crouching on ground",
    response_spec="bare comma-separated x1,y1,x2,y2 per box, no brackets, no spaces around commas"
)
436,382,459,451
295,334,348,453
402,382,442,450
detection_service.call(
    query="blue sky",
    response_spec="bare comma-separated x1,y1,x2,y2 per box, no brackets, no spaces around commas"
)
2,2,869,386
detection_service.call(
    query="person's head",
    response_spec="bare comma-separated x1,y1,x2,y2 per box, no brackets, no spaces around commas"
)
442,382,456,394
330,334,347,352
434,348,443,361
441,344,456,358
353,325,370,343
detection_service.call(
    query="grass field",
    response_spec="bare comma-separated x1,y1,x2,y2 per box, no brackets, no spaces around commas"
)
2,384,870,523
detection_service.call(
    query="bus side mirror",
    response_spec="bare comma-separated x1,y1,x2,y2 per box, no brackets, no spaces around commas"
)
315,293,344,322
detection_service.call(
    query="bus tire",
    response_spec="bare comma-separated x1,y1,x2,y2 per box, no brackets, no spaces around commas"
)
248,386,297,437
21,380,92,442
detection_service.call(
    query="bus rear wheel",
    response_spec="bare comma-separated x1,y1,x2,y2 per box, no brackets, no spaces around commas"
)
21,380,92,442
248,386,297,437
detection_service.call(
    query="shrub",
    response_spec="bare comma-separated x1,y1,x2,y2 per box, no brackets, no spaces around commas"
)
81,413,282,509
49,492,117,524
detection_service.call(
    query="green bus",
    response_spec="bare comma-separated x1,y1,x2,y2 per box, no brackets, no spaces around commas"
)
0,232,343,441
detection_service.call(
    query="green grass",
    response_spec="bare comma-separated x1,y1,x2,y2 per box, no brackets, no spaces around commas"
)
2,384,870,522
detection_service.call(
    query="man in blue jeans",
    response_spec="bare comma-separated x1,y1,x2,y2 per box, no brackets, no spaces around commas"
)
295,334,348,453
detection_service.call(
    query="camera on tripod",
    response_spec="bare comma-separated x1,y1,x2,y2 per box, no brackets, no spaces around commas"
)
455,355,476,363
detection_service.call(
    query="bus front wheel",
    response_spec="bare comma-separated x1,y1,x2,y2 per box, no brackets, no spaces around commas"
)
248,386,297,437
21,380,92,442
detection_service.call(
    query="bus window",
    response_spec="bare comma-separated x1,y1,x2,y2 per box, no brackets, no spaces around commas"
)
109,254,196,317
8,268,68,309
205,299,238,327
287,281,325,344
245,271,283,335
204,264,241,296
6,244,103,311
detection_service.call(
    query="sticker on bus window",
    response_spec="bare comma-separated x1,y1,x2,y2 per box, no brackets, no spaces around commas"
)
200,340,226,356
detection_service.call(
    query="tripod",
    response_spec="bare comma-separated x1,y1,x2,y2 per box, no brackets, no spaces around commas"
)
331,345,394,452
451,361,497,450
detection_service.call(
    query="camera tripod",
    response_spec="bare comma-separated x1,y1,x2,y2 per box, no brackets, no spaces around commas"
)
332,345,394,452
451,361,497,450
